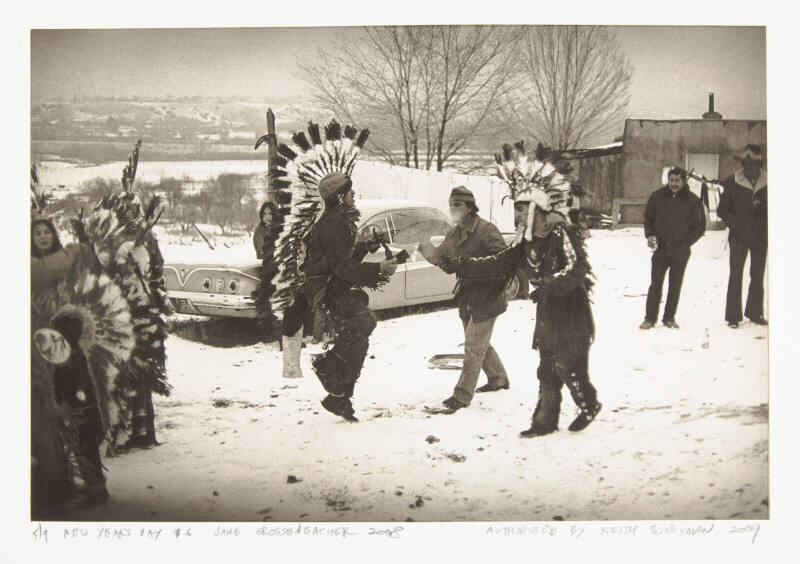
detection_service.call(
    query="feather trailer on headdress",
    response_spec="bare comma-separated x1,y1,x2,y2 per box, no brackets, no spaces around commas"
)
71,140,171,400
31,255,136,437
30,163,49,219
267,119,372,318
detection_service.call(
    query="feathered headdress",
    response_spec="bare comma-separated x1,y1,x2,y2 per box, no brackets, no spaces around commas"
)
267,119,370,317
495,141,577,240
30,163,48,219
32,258,136,436
71,140,171,406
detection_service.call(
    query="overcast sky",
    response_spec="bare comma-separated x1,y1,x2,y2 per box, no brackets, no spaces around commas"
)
31,26,766,120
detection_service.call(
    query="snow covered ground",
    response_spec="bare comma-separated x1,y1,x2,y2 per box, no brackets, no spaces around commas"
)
63,228,768,522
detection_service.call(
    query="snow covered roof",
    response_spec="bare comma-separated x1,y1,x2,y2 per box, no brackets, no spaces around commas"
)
586,141,623,150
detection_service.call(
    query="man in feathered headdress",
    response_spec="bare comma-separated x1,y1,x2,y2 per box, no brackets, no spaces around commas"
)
72,141,172,451
440,142,601,437
269,121,397,421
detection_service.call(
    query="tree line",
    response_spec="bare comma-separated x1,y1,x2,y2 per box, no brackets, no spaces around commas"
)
48,173,262,237
301,25,632,172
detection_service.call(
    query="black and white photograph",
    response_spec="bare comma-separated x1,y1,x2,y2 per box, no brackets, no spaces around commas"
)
8,1,798,561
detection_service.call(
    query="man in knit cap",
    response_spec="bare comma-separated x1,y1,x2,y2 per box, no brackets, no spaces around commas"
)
420,186,510,413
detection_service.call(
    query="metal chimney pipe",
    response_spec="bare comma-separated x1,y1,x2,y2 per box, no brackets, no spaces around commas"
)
708,93,715,113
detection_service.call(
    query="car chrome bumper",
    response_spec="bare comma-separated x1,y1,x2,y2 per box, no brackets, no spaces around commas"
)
168,290,257,318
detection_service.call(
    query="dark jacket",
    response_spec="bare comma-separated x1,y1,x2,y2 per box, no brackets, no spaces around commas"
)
302,205,382,298
253,223,278,261
452,218,594,357
643,185,706,250
437,214,508,323
717,168,768,246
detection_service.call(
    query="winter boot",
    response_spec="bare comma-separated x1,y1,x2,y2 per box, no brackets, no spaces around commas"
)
564,374,601,432
567,403,602,432
127,387,159,449
311,352,348,397
282,328,304,379
520,390,561,438
321,395,358,422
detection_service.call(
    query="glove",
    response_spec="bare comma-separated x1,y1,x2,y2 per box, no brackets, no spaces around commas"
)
438,255,461,275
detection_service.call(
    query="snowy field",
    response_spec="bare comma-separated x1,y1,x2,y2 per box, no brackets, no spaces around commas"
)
37,160,269,189
62,228,768,522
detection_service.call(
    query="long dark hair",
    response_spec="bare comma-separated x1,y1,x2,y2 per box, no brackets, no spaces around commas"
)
259,201,279,225
31,218,63,258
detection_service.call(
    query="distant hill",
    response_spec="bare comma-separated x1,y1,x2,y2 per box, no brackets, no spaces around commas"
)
31,97,336,164
31,96,619,173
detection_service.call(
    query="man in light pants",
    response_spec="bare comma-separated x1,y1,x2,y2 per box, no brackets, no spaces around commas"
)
421,186,510,413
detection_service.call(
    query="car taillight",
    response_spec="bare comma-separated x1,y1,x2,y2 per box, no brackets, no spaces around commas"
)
215,279,225,293
229,279,239,293
202,278,212,291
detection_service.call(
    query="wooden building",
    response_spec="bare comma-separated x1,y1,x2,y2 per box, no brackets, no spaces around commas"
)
567,94,767,227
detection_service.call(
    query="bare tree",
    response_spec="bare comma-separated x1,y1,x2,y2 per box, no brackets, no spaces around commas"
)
300,26,522,171
508,26,632,150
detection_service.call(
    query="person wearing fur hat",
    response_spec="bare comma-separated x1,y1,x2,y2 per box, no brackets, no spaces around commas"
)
418,186,510,413
439,144,601,437
717,145,768,328
280,172,397,421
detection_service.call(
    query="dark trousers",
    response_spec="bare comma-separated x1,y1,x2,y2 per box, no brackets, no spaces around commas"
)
53,355,105,487
533,346,598,429
129,385,157,447
322,288,377,397
281,287,326,338
283,287,377,398
726,238,767,323
645,246,690,322
31,388,71,518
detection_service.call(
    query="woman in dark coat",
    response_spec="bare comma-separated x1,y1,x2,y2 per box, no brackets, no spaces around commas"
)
253,201,279,261
31,219,74,517
253,201,282,342
31,219,109,511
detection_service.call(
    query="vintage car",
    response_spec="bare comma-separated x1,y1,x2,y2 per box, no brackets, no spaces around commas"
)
163,199,524,317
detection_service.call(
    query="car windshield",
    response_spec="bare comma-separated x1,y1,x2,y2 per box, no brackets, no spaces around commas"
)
390,208,451,246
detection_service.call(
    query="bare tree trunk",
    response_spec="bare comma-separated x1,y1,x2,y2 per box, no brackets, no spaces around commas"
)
299,25,521,171
509,26,632,149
